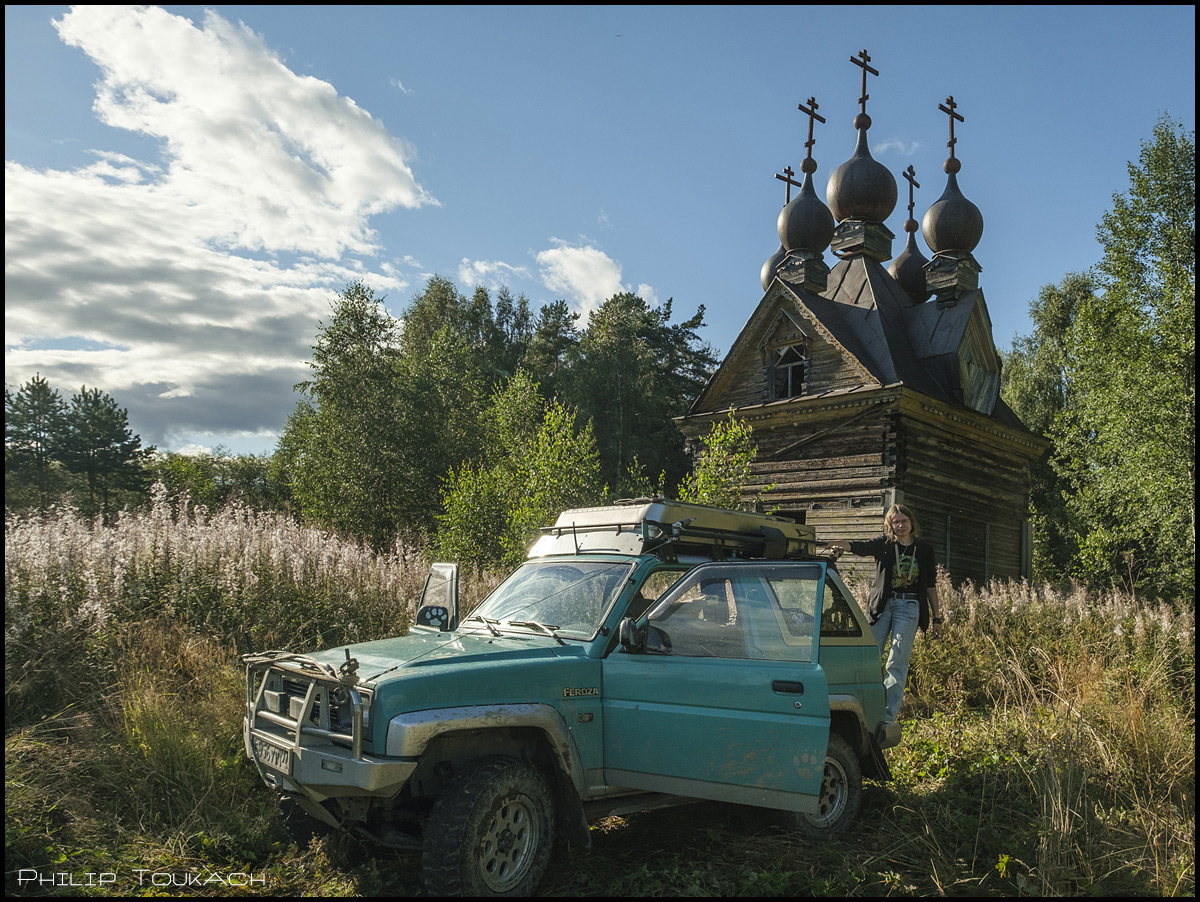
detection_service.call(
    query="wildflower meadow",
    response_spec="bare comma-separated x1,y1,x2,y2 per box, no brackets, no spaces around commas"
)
5,490,1195,896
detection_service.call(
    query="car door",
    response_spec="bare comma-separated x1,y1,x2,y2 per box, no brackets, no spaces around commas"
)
601,562,831,812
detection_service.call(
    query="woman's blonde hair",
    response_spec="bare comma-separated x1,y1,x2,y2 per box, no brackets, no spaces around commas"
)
884,504,921,542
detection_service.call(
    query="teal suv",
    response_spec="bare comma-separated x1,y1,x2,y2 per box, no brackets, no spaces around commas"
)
243,500,893,896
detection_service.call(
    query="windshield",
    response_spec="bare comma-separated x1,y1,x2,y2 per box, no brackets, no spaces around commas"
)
468,560,633,639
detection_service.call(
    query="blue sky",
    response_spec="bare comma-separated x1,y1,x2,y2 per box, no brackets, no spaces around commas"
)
5,5,1195,456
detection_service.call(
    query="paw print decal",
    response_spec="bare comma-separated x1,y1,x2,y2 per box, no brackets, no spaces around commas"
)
793,750,816,781
417,605,449,628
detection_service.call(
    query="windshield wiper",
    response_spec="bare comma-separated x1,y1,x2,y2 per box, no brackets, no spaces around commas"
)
467,614,503,637
507,620,566,645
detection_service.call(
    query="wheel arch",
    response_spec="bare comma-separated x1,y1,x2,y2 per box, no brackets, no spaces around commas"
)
392,705,590,848
828,696,890,782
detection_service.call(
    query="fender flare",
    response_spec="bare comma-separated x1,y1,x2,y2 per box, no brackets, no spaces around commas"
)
385,702,586,796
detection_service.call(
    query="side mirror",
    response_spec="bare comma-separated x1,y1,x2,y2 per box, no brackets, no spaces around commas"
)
618,618,672,655
618,617,644,653
415,563,459,632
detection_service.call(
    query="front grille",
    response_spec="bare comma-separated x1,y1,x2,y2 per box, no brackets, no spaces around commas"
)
244,654,369,759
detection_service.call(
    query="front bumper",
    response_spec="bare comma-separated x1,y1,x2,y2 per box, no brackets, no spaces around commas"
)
243,652,415,803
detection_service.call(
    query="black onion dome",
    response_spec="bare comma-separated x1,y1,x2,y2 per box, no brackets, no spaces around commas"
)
761,244,787,291
922,170,983,254
777,173,835,254
826,125,897,223
888,227,932,302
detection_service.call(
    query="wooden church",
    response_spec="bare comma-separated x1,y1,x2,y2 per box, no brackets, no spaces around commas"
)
674,52,1048,584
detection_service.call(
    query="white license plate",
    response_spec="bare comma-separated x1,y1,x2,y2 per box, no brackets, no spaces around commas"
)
252,736,292,775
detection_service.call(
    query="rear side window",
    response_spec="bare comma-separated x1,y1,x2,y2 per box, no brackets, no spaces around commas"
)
646,562,823,662
820,578,865,638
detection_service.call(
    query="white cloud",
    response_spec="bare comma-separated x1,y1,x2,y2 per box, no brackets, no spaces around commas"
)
457,258,531,292
634,283,659,307
52,5,436,257
5,6,431,452
536,238,649,320
872,137,920,156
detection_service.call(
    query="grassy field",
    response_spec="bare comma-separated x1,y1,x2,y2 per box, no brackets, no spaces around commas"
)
5,492,1195,896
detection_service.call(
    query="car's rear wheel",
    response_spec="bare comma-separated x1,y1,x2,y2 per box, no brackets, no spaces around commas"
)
422,756,555,896
791,733,862,839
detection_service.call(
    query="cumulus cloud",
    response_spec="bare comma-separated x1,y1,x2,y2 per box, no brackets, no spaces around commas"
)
457,258,531,292
53,5,436,256
535,238,654,320
5,6,433,451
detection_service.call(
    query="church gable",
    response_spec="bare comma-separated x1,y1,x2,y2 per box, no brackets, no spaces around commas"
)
904,291,1002,413
689,285,876,414
957,301,1002,413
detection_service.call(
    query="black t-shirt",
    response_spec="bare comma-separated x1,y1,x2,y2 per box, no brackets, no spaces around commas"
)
848,535,937,631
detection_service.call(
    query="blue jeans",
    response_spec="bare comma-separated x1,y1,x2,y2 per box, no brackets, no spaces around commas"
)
871,597,920,723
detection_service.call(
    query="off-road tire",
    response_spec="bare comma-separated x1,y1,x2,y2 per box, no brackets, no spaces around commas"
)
790,733,862,839
422,756,555,896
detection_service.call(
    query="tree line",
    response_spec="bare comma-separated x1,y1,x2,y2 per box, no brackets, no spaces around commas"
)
1001,115,1194,599
6,118,1193,600
5,376,152,515
271,277,722,568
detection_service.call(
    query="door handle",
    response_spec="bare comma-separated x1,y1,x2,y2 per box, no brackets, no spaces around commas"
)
772,680,804,694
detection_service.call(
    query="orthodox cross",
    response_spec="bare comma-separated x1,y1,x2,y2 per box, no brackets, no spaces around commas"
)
775,164,802,203
903,165,920,221
850,49,879,116
796,96,825,173
939,95,964,160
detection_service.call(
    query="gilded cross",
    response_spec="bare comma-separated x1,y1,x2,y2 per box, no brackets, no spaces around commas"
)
939,95,964,159
775,164,802,204
797,96,825,170
850,49,879,115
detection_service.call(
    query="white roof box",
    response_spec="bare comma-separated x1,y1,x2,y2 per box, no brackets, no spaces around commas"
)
528,498,815,561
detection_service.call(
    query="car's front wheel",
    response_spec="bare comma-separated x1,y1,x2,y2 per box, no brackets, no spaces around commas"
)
422,756,555,896
790,733,862,839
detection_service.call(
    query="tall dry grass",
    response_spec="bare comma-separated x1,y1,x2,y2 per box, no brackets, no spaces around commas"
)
901,573,1195,896
4,497,1195,896
5,486,453,890
5,484,431,726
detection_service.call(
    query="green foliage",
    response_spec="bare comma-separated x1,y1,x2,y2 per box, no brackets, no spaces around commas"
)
6,375,151,517
58,386,152,515
149,446,288,512
281,281,419,547
1054,118,1195,599
436,372,606,571
5,375,68,506
677,409,773,510
522,299,579,398
561,293,717,494
274,278,713,551
903,575,1195,896
1003,117,1195,599
1001,274,1096,582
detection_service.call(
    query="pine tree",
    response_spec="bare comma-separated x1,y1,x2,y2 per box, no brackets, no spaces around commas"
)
5,374,69,507
59,386,150,515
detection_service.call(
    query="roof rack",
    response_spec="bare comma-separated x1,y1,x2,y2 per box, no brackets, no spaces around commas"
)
528,498,816,561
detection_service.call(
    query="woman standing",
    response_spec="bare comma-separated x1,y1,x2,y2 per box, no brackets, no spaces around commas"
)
826,504,943,726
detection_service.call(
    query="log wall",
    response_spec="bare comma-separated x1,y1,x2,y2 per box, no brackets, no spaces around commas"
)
682,389,1041,586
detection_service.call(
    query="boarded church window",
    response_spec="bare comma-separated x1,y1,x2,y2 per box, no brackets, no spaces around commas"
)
772,345,808,399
